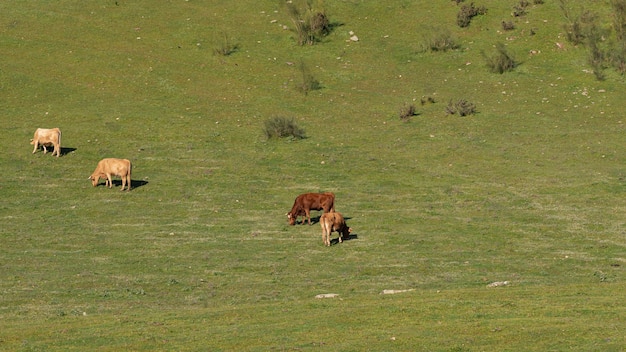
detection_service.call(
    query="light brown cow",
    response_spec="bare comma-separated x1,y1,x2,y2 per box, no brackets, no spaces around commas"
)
320,211,352,246
287,192,335,225
89,158,132,191
30,128,61,157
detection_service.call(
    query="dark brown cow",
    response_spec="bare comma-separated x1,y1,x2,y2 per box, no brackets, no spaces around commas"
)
320,212,352,246
287,192,335,225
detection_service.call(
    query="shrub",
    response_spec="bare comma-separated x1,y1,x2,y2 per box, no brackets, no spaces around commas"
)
284,0,331,45
422,29,460,52
502,21,515,31
483,42,518,74
559,0,597,46
399,104,417,122
457,3,487,28
446,99,476,116
263,117,306,140
512,0,530,17
295,60,321,95
213,32,238,56
421,96,436,105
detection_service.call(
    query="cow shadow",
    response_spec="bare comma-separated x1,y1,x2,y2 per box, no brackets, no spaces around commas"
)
60,147,76,156
106,179,149,189
330,233,358,245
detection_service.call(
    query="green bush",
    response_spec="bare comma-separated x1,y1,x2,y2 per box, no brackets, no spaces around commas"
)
295,60,321,95
284,0,331,45
399,104,417,122
421,29,460,52
483,42,517,74
213,32,238,56
446,99,476,116
263,117,306,140
457,3,487,28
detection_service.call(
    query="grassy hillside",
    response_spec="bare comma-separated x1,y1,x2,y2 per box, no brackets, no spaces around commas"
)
1,0,624,351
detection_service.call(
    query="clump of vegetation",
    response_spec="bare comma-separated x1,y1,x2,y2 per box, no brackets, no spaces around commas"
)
512,0,530,17
421,29,460,52
399,104,417,122
213,32,238,56
502,21,515,31
560,0,597,46
295,60,321,95
483,42,518,74
457,2,487,28
284,0,331,45
446,99,476,116
263,117,306,140
421,96,436,105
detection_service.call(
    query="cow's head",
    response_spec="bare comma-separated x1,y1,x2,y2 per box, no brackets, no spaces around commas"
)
287,212,296,225
88,174,100,187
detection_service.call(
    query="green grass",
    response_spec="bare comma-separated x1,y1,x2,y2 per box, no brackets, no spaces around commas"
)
1,0,625,350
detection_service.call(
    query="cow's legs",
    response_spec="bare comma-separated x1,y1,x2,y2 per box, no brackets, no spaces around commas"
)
306,210,311,225
32,141,39,154
106,174,113,188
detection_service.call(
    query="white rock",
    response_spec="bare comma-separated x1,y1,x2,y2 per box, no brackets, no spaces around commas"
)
315,293,339,299
487,281,509,288
380,289,414,295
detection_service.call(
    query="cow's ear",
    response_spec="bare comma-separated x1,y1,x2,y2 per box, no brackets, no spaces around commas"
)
348,228,353,233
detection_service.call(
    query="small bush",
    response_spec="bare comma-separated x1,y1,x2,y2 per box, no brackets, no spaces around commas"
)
263,117,306,140
502,21,515,31
446,99,476,116
512,0,530,17
483,42,518,74
422,29,460,52
399,104,417,122
295,60,321,95
457,3,487,28
213,32,238,56
421,96,436,105
284,0,331,45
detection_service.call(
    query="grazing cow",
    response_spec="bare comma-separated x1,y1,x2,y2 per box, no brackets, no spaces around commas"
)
320,212,352,246
287,192,335,225
30,128,61,157
89,158,132,191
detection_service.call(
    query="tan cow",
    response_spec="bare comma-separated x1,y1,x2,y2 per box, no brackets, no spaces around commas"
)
320,211,352,246
30,128,61,157
89,158,132,191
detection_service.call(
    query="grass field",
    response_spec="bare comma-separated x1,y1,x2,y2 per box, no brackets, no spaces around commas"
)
1,0,624,351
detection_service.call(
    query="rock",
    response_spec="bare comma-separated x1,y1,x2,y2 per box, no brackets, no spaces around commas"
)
487,281,509,288
380,289,414,295
315,293,339,299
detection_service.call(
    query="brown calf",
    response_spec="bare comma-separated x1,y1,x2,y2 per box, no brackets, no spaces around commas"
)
320,212,352,246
